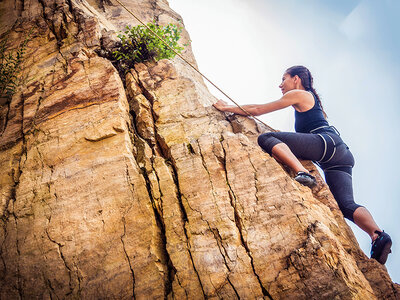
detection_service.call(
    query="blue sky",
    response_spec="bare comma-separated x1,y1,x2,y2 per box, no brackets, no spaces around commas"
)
168,0,399,282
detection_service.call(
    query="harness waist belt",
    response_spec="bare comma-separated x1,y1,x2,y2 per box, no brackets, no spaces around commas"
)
310,125,340,135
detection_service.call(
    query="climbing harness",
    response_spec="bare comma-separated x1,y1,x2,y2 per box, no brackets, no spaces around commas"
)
309,125,339,135
114,0,275,131
310,126,353,175
323,165,353,176
309,126,343,164
316,133,337,163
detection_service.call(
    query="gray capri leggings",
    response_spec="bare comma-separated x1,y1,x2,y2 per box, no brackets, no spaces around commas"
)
257,131,362,222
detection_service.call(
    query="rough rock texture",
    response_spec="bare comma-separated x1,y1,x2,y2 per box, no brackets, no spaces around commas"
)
0,0,399,299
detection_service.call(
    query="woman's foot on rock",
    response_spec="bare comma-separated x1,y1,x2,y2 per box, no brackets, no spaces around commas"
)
294,171,317,188
371,230,392,264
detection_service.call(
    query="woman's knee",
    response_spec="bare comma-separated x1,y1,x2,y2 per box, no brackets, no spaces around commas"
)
325,170,360,222
258,133,281,154
339,203,363,222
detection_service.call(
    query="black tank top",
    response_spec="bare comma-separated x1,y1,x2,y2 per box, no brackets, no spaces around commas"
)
294,92,329,133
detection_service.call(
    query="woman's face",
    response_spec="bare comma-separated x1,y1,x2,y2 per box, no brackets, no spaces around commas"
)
279,73,296,95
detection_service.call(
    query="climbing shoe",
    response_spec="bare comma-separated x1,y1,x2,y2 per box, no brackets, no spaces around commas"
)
294,171,317,188
371,230,392,264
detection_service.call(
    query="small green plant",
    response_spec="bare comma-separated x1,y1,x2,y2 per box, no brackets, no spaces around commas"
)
113,21,184,72
0,35,30,99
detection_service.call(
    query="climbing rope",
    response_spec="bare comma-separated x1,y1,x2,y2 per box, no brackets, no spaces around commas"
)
114,0,275,131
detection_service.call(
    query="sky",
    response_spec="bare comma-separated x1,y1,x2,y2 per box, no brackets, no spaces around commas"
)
168,0,400,282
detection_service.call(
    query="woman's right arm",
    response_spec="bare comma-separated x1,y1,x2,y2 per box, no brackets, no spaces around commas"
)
213,90,305,116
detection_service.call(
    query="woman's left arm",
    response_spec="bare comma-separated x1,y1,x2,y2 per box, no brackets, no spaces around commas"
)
213,91,301,116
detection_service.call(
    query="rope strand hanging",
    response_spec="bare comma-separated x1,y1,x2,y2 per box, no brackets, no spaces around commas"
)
114,0,275,131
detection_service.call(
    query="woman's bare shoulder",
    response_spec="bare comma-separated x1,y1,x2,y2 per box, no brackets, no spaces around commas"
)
284,90,314,111
284,89,313,98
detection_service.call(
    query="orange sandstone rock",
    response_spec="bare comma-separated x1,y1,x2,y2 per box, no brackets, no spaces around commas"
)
0,0,398,299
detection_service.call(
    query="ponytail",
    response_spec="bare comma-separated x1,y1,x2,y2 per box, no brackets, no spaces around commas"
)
309,87,327,119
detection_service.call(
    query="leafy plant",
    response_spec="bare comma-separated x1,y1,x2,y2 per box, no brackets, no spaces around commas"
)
113,21,185,72
0,34,30,99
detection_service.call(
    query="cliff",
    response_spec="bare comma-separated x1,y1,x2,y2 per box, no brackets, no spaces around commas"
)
0,0,398,299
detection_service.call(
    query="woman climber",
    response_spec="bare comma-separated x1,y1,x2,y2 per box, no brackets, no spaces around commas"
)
213,65,392,265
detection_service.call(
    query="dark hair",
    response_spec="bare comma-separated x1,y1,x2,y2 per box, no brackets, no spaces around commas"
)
285,65,327,118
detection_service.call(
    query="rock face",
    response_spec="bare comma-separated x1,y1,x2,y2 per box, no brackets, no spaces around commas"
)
0,0,398,299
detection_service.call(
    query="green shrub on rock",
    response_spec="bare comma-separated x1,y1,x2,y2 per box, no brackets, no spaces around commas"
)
113,21,184,72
